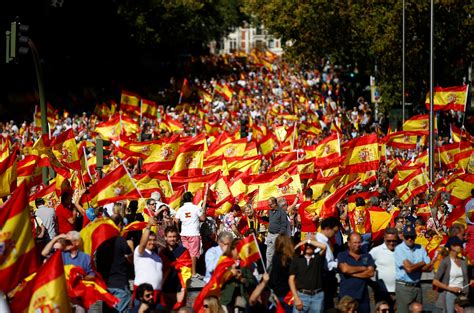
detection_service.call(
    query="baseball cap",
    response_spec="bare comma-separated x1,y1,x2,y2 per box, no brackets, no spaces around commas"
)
150,191,161,201
445,236,463,249
403,225,416,237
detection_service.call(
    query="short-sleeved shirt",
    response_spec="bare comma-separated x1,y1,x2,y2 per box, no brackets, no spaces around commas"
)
338,250,375,300
175,202,202,236
394,241,430,284
96,236,132,288
134,246,163,290
160,245,187,292
56,204,74,234
62,251,94,276
289,253,324,290
36,205,57,239
369,243,396,292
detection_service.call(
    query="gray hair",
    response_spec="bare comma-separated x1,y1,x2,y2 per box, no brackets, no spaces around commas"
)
277,197,288,208
218,231,233,243
68,230,81,241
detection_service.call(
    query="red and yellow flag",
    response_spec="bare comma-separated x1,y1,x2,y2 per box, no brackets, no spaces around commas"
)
386,131,418,150
258,134,276,157
65,265,119,309
0,147,18,197
214,83,233,101
94,116,121,141
79,217,120,256
141,98,158,120
170,144,204,177
425,85,468,112
342,134,379,173
9,251,71,313
51,129,81,171
120,90,140,115
402,114,434,135
236,234,260,267
161,115,185,133
0,183,38,293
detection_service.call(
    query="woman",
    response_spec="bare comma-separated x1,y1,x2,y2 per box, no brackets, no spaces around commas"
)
268,234,294,313
220,239,256,313
203,296,227,313
433,236,470,313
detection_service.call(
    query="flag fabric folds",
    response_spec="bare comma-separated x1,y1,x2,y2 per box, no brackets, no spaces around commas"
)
425,85,469,112
79,217,120,256
236,234,261,267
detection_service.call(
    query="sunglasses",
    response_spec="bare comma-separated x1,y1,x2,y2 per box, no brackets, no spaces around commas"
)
203,304,209,308
386,240,398,243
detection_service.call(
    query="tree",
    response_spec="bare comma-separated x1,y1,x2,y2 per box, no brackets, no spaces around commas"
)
245,0,474,113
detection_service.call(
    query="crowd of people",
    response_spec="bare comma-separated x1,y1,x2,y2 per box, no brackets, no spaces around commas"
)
1,51,474,313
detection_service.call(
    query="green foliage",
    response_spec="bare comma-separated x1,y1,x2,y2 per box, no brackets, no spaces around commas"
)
114,0,247,55
245,0,474,113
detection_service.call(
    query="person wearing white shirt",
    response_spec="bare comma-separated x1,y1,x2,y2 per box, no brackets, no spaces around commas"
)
315,217,341,311
369,227,399,310
204,231,233,283
175,191,207,278
134,218,163,297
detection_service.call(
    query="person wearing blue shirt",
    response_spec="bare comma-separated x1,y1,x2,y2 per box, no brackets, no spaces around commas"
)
393,225,432,313
338,232,375,313
204,231,233,283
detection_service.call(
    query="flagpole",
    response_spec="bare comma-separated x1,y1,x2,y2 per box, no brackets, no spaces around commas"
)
429,0,435,182
252,233,267,273
121,162,144,199
402,0,406,123
167,171,174,193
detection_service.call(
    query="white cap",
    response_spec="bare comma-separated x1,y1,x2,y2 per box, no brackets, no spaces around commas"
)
150,191,161,201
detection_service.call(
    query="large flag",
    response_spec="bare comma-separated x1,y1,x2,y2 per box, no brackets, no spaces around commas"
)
9,251,71,313
120,90,140,116
425,85,469,112
402,114,434,135
65,265,119,309
342,134,379,173
193,256,236,312
0,183,38,293
160,249,192,310
236,234,260,267
94,116,121,141
0,147,18,197
386,131,418,150
214,83,233,101
170,144,204,177
141,98,158,120
50,128,81,171
142,136,180,172
79,217,120,256
305,134,340,167
83,164,135,207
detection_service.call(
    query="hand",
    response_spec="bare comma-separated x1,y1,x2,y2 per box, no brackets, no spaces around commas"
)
147,218,157,227
261,272,270,283
294,296,304,311
449,286,462,294
403,260,413,267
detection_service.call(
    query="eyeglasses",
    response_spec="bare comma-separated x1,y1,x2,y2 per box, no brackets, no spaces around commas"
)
149,202,156,206
386,240,398,243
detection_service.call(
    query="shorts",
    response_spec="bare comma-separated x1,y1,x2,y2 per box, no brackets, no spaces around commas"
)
181,236,201,257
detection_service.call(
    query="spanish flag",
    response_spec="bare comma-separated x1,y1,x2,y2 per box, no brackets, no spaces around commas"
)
258,134,276,157
0,147,18,197
198,86,213,103
207,138,247,158
395,169,430,203
142,136,180,172
402,114,434,135
446,173,474,226
94,116,121,141
80,217,120,256
225,155,262,175
9,251,71,313
269,152,297,172
0,183,38,293
121,221,148,237
193,256,236,312
65,265,119,309
386,131,418,150
141,98,158,120
160,249,192,309
342,134,379,173
161,115,185,133
170,144,204,177
51,129,81,171
214,83,233,101
120,114,140,137
306,134,340,166
120,90,140,115
17,154,41,187
0,139,9,162
83,164,135,207
236,234,260,267
425,85,468,112
439,142,471,169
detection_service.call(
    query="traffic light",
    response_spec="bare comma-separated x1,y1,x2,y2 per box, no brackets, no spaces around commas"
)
6,20,29,63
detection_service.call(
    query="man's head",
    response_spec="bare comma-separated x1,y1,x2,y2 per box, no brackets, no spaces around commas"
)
277,197,288,211
146,198,156,211
146,232,158,251
217,231,233,252
403,225,417,248
64,231,81,252
409,301,423,313
375,301,390,313
267,197,277,210
244,204,253,217
320,217,340,238
449,224,466,241
394,216,406,230
35,198,45,208
164,226,179,248
136,283,154,305
304,188,313,201
383,227,399,251
348,232,362,254
182,191,193,204
355,197,365,207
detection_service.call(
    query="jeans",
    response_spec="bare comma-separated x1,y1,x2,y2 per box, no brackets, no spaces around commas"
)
266,233,279,268
293,291,324,313
109,287,131,313
445,291,457,313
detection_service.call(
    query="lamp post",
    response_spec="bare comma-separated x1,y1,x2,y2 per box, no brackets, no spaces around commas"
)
429,0,435,182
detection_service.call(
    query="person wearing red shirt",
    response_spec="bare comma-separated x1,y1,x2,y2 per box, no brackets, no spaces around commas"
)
56,192,77,234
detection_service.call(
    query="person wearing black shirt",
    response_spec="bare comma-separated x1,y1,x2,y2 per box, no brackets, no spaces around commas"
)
95,215,133,313
268,234,294,313
289,239,326,313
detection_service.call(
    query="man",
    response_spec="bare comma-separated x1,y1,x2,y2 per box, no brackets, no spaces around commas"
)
369,227,399,309
288,238,327,313
35,198,58,241
160,226,192,311
408,302,423,313
96,215,133,313
134,218,163,302
394,225,432,313
204,231,233,283
42,230,94,279
175,191,206,278
316,217,340,311
338,232,375,313
266,196,290,266
394,216,406,240
130,283,156,313
278,196,299,238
